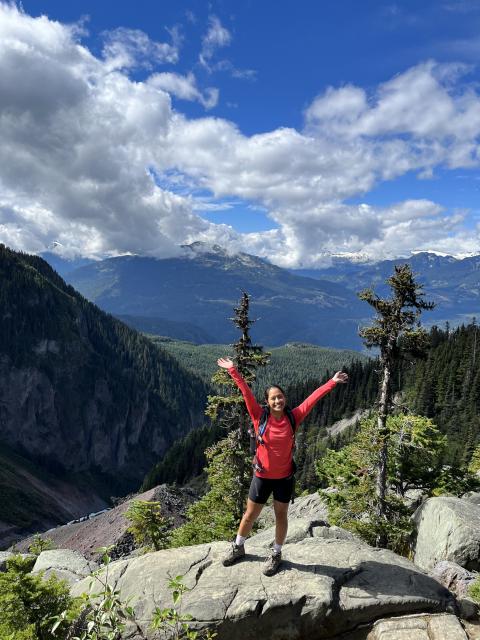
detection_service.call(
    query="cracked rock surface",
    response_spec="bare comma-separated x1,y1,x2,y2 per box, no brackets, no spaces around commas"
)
414,497,480,571
71,517,455,639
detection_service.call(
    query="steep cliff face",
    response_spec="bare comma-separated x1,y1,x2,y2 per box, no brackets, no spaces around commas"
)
0,245,209,491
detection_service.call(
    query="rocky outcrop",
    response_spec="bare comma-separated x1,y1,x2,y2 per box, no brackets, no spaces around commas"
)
464,493,480,507
431,561,480,621
257,492,328,529
70,518,455,640
414,497,480,571
366,613,468,639
432,561,477,599
32,549,98,586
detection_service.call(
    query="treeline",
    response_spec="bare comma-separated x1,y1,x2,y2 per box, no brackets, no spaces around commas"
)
400,322,480,465
144,321,480,493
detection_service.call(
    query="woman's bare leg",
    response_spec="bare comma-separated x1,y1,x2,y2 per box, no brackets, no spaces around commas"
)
273,500,289,545
237,499,265,537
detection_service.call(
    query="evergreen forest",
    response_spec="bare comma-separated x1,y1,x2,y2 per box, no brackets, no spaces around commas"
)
400,322,480,466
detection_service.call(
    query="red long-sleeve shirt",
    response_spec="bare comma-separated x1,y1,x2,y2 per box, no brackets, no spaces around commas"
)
228,367,337,479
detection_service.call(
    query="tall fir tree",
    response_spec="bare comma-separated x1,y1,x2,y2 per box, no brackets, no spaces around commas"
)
171,292,269,545
358,264,434,545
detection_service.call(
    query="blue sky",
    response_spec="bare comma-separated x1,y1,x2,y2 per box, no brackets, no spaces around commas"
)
1,1,480,265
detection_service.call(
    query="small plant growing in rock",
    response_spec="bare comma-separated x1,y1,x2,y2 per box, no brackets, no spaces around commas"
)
469,575,480,604
28,534,55,556
52,546,135,640
151,574,217,640
125,499,172,551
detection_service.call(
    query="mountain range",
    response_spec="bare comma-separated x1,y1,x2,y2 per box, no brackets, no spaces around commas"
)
60,243,367,349
53,243,480,350
294,251,480,326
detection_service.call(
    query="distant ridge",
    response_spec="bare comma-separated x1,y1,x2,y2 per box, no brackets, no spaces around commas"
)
64,245,367,349
292,251,480,327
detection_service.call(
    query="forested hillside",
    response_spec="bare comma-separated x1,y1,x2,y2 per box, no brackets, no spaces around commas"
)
401,322,480,465
150,338,369,390
0,245,208,537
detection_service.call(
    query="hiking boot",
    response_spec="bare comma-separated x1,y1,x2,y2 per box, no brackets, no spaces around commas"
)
222,542,245,566
262,550,282,576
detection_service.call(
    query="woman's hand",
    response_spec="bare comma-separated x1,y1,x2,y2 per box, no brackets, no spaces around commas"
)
217,357,234,369
333,371,348,384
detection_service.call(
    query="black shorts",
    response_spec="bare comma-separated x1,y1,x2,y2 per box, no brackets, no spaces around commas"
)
248,474,294,504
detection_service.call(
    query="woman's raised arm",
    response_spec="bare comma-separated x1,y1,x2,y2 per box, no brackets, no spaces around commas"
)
217,357,262,424
293,371,348,424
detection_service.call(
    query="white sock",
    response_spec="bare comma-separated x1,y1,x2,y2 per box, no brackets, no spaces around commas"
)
235,535,246,546
273,542,282,553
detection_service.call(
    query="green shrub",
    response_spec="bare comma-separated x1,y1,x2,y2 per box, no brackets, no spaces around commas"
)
431,465,480,496
125,500,172,551
169,431,252,547
0,554,76,640
152,573,217,640
316,414,448,555
468,444,480,475
28,534,55,556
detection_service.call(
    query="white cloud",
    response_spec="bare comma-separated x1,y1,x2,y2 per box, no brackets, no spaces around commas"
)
102,27,179,71
198,16,255,79
148,71,218,109
305,61,480,171
199,15,232,70
0,3,479,267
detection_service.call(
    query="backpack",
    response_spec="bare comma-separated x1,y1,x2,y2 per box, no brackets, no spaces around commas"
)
249,407,298,502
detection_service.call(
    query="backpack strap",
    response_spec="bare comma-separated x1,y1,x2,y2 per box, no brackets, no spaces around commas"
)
257,406,270,442
256,407,296,445
285,407,297,435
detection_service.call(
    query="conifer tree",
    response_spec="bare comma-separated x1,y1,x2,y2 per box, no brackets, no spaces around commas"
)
469,444,480,475
317,414,447,554
171,292,269,545
358,264,434,544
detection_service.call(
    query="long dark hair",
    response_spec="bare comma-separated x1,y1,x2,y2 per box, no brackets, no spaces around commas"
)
264,384,287,403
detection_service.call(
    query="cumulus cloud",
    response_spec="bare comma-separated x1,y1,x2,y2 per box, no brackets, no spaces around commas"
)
0,3,479,267
148,71,218,108
305,61,480,170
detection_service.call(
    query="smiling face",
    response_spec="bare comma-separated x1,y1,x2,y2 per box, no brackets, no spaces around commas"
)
267,386,286,416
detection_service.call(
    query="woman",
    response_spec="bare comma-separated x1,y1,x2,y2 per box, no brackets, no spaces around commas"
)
217,357,348,576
